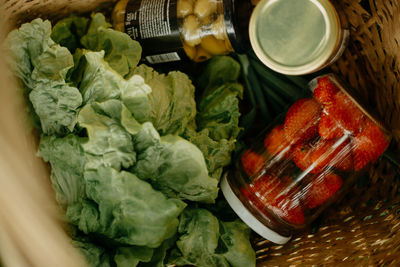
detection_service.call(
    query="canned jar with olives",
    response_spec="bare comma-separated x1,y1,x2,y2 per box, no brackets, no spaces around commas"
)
112,0,252,64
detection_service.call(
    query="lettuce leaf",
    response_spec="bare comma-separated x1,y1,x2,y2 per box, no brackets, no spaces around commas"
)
197,83,243,141
114,246,153,267
75,166,186,248
170,208,230,267
38,134,86,207
197,56,241,99
52,13,141,78
133,65,196,135
8,17,251,267
74,51,151,123
138,236,176,267
78,103,136,170
133,125,219,203
72,238,112,267
51,16,89,53
170,208,256,267
181,60,243,181
183,128,235,180
4,18,55,89
80,13,112,52
29,81,82,135
220,221,256,267
5,18,82,136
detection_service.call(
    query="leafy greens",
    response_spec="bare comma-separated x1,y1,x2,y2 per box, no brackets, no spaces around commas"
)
5,14,255,267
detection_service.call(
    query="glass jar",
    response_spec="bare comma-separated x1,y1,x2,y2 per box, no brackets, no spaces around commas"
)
249,0,349,75
221,74,391,244
112,0,252,64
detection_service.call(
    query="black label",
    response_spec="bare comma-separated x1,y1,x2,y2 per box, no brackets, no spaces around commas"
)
125,0,184,63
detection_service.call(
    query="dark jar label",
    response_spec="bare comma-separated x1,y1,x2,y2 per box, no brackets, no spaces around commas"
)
125,0,186,64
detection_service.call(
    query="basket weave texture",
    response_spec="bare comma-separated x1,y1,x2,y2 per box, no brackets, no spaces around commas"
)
3,0,400,266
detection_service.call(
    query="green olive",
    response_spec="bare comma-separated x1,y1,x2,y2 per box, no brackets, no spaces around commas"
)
114,23,125,32
225,38,234,52
183,41,197,59
112,0,129,27
200,35,228,55
194,46,212,62
210,14,227,40
182,15,202,47
177,0,194,18
194,0,218,20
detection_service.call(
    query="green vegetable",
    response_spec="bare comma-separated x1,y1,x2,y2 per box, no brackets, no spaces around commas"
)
133,65,197,136
53,13,141,78
51,16,89,53
170,208,256,267
78,103,136,170
114,246,153,267
38,134,86,207
197,55,241,98
220,221,256,267
138,236,176,267
81,13,141,78
74,51,152,123
30,81,82,135
171,208,229,267
72,166,186,248
183,128,235,180
133,125,219,203
4,18,83,135
197,83,243,141
72,238,112,267
6,15,250,267
185,56,243,180
4,18,55,89
80,13,112,51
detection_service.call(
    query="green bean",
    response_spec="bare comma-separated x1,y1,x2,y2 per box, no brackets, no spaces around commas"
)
258,78,287,115
247,64,271,122
284,74,310,92
236,54,257,109
249,57,304,100
238,108,257,138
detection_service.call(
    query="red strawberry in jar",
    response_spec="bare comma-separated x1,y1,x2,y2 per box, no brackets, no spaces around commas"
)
223,74,391,246
283,98,322,145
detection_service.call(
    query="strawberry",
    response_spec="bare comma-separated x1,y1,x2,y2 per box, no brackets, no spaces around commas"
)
264,125,292,158
272,190,305,225
284,98,322,144
313,76,339,105
318,110,345,140
352,119,389,170
293,143,319,173
241,150,266,177
311,139,353,172
242,175,305,225
305,172,343,209
324,92,365,133
294,139,353,173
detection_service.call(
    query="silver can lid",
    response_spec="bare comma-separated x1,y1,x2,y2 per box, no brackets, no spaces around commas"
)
249,0,341,75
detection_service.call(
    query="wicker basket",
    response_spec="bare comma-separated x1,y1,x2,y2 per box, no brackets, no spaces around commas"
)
1,0,400,266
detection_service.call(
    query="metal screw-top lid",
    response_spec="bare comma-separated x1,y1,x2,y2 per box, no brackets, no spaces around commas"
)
249,0,341,75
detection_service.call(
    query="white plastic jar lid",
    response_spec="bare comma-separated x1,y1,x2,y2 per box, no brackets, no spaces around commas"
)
221,174,291,245
249,0,341,75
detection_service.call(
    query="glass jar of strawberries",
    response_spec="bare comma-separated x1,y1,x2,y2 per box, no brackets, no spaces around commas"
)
221,74,391,244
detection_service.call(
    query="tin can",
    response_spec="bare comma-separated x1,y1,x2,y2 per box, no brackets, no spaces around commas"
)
221,74,391,244
249,0,349,75
112,0,252,64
